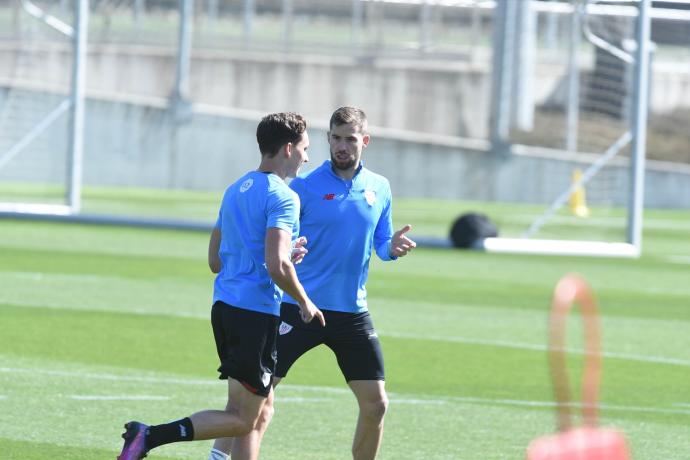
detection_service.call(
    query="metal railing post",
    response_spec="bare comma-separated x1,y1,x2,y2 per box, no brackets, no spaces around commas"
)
67,0,88,213
627,0,652,251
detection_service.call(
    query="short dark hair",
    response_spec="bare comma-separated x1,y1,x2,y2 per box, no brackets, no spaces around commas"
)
256,112,307,157
329,106,368,133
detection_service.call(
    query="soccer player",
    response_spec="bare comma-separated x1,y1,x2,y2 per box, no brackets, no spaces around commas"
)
210,106,416,460
116,112,325,460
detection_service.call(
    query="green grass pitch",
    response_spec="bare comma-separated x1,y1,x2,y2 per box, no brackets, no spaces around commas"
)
1,190,689,459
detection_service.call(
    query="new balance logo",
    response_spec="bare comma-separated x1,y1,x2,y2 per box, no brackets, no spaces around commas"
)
179,424,187,437
323,193,335,200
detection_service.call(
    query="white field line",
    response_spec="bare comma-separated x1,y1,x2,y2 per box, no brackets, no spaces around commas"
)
3,271,112,282
666,255,690,265
2,291,688,366
389,398,445,405
275,397,339,403
0,366,215,386
437,395,690,417
0,324,687,370
495,214,690,232
1,298,207,320
379,331,690,367
1,367,689,417
69,395,170,401
3,288,689,368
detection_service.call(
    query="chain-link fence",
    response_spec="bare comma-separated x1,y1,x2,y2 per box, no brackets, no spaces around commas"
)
1,1,689,228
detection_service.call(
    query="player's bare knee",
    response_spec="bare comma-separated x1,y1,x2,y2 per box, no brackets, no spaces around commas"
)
361,396,388,422
236,416,257,436
256,401,275,428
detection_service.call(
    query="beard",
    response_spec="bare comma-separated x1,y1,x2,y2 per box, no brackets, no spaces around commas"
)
331,152,357,171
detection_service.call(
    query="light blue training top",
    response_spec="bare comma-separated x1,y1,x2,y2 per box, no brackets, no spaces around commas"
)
213,171,300,317
283,160,396,313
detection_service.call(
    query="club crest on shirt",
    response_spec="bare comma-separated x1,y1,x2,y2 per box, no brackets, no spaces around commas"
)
364,190,376,206
240,178,253,193
279,321,293,335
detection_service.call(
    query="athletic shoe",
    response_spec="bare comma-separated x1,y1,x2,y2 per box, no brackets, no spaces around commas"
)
117,421,149,460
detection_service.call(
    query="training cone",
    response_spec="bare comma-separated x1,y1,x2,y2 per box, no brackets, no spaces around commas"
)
569,169,590,218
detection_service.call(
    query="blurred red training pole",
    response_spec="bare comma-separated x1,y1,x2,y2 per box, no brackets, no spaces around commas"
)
526,274,631,460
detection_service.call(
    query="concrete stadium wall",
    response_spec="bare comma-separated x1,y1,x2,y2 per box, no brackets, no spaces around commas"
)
2,43,690,142
1,92,689,209
0,43,491,139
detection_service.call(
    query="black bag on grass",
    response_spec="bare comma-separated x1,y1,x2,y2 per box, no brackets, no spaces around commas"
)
450,212,498,249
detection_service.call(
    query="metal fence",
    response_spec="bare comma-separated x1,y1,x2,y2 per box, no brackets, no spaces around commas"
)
2,1,687,160
4,1,690,255
0,1,497,57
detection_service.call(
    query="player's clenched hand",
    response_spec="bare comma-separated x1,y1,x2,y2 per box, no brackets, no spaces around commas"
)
299,300,326,326
390,224,417,257
291,236,308,264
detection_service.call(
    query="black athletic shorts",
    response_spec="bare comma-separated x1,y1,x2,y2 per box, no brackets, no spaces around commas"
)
276,302,385,382
211,301,279,397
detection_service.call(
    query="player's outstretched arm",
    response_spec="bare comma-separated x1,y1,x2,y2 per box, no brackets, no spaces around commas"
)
390,224,417,258
208,227,221,273
265,228,325,326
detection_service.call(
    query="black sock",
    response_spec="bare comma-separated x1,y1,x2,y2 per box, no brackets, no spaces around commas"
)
146,417,195,449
